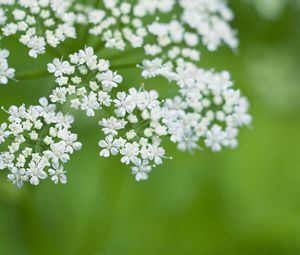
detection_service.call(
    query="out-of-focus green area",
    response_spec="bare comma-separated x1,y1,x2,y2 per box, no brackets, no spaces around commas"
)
1,1,300,254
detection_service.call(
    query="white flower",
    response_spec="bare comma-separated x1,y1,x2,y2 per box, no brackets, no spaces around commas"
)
97,70,123,92
47,58,74,77
141,58,164,78
78,47,98,69
99,117,127,136
50,141,70,163
98,135,119,157
39,97,56,114
113,92,136,117
27,36,46,58
49,163,67,184
80,93,100,117
27,162,48,186
204,125,226,152
131,159,152,181
7,167,28,188
148,143,165,165
120,142,140,165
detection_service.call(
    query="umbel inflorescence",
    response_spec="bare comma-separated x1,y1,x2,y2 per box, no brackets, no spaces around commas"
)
0,0,251,187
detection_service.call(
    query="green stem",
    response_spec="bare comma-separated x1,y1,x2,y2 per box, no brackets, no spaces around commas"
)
15,70,50,80
110,63,138,70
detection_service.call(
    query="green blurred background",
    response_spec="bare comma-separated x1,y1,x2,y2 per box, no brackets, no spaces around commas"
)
1,0,300,254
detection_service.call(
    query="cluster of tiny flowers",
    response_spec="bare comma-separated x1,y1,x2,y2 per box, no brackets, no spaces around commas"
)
0,0,252,186
0,98,82,187
0,0,238,79
98,88,168,181
48,47,122,117
87,0,237,53
0,48,14,84
88,1,148,50
0,0,86,58
161,60,252,152
179,0,238,51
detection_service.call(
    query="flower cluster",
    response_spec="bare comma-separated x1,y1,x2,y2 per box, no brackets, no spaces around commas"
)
0,0,86,58
98,88,168,181
48,47,122,117
0,48,14,84
0,98,82,187
87,0,237,53
88,1,147,50
161,61,252,152
179,0,238,51
0,0,252,187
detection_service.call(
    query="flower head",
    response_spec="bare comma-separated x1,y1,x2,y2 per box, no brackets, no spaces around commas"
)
0,98,81,187
0,0,252,185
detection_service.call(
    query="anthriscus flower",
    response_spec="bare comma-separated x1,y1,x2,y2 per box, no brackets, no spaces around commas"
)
0,0,251,187
0,98,81,187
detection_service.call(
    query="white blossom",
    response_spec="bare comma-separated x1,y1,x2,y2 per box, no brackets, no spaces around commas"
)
98,88,169,181
0,0,252,185
0,0,81,58
0,98,82,187
48,47,122,117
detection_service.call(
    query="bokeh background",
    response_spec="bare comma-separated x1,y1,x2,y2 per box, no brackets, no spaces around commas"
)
1,0,300,254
